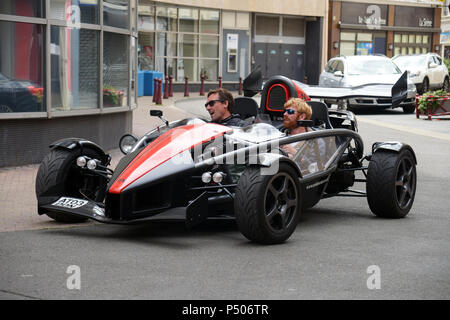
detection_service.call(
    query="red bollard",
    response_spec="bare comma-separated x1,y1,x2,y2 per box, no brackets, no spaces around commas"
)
152,78,157,102
169,75,173,97
156,79,163,105
200,74,205,96
239,77,243,95
163,76,169,99
184,76,189,97
218,76,222,88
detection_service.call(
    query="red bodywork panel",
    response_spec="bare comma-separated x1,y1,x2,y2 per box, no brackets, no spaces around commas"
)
291,80,311,101
109,123,231,194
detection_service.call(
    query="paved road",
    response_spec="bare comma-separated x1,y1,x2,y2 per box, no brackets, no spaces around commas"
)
1,100,449,300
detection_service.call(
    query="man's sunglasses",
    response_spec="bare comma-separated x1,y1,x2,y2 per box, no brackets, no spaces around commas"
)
284,109,296,115
205,100,224,108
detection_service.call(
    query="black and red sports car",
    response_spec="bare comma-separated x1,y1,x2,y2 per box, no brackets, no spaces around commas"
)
35,69,417,244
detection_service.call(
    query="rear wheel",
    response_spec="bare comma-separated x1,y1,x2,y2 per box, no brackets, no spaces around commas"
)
234,163,301,244
366,149,417,218
35,148,107,223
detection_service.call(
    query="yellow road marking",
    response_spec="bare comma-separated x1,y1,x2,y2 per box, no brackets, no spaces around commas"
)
357,117,450,142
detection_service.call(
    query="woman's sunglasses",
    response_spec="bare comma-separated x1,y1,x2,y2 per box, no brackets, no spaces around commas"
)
284,109,296,115
205,100,224,108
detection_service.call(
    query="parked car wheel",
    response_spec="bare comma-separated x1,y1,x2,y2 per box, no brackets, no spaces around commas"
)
421,77,429,94
234,163,301,244
443,77,449,92
366,149,416,218
35,148,107,223
402,104,416,114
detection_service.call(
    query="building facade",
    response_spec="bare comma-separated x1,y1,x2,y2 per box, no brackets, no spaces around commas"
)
137,0,328,88
328,0,443,59
0,0,137,167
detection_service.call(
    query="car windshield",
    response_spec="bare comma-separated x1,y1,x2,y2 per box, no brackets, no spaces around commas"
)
226,123,285,143
347,58,402,76
392,55,427,70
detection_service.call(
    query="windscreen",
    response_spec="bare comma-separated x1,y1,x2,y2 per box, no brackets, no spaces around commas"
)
392,56,427,70
347,58,402,76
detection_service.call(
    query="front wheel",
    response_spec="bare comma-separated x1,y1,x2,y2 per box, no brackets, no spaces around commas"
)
402,104,416,114
366,149,417,218
234,163,301,244
443,77,449,92
35,147,107,223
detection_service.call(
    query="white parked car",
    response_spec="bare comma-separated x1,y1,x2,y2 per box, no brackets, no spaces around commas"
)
319,55,417,113
392,53,449,94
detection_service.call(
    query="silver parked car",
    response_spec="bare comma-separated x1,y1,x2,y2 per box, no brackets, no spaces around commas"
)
392,53,449,94
319,55,417,113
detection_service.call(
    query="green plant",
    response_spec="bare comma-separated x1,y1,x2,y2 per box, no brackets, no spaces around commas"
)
417,89,448,112
103,85,120,105
444,58,450,74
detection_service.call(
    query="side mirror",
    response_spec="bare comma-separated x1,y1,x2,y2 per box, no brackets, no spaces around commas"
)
150,110,163,117
150,109,168,127
334,71,344,77
429,62,438,69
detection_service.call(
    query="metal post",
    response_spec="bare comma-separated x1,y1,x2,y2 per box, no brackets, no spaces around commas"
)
218,76,222,88
184,76,189,97
200,74,205,96
163,76,169,99
169,75,173,97
239,77,243,95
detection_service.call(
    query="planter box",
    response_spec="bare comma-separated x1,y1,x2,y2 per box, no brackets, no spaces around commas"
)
415,95,450,120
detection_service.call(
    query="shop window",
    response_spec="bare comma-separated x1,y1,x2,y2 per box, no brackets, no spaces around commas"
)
103,0,129,29
130,36,136,106
50,27,99,111
0,0,45,18
0,21,45,113
223,11,249,29
156,7,177,31
341,32,356,41
200,10,219,34
156,57,176,80
357,33,372,42
138,15,155,31
409,34,415,43
157,32,177,57
103,32,128,107
416,35,422,44
178,34,198,57
282,17,304,37
199,60,218,81
177,59,198,82
256,16,279,36
200,35,219,58
340,42,355,56
179,8,199,33
394,34,401,43
50,0,99,24
138,33,154,70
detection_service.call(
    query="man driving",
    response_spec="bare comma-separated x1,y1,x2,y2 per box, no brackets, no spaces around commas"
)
205,88,248,127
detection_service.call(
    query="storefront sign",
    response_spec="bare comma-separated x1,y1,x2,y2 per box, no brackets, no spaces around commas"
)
341,3,388,29
441,32,450,44
356,42,373,55
419,18,433,27
227,34,238,50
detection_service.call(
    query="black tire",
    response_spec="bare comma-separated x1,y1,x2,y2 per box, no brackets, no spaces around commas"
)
366,149,417,218
421,78,429,94
234,163,301,244
443,77,449,93
35,148,107,223
402,104,416,114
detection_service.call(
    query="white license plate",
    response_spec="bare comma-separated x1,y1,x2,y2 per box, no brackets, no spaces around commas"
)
52,197,88,209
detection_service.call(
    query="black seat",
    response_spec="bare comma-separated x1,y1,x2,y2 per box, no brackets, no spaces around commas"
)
234,97,259,120
307,101,333,129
